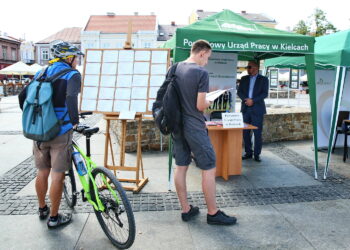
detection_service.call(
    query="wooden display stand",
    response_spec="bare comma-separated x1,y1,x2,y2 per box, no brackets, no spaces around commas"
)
79,20,169,193
207,124,257,180
104,114,148,193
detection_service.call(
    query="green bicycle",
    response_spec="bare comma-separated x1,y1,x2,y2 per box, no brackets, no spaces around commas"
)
63,112,135,249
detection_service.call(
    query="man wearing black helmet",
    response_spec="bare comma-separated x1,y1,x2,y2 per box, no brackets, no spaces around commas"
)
32,40,83,228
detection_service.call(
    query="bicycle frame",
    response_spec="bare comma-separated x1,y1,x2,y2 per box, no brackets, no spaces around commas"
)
72,139,120,211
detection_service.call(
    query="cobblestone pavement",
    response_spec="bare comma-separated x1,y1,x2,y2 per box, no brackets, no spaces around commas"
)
1,114,350,215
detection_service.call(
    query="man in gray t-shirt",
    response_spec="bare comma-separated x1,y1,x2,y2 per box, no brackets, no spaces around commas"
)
172,40,237,226
175,62,209,131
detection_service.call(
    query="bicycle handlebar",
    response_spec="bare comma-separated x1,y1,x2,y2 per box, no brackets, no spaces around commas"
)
79,112,93,119
74,124,89,133
74,112,99,137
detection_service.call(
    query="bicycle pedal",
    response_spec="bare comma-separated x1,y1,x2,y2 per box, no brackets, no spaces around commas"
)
81,189,87,202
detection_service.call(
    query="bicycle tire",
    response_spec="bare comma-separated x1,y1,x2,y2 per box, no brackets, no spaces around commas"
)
63,167,77,208
90,167,135,249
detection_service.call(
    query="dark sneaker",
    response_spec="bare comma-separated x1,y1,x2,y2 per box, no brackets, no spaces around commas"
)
38,205,50,220
242,154,252,160
181,205,200,222
47,213,72,229
207,210,237,225
254,155,261,162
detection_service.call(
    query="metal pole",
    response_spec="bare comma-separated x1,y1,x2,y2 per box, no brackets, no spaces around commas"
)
160,131,163,152
277,69,279,105
287,68,291,106
297,69,301,107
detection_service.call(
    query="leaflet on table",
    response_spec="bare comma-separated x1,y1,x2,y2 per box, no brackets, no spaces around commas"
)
206,121,223,126
206,88,233,102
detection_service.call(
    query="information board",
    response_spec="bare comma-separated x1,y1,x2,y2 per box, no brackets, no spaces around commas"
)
269,69,279,88
289,69,299,89
80,49,170,114
204,52,237,112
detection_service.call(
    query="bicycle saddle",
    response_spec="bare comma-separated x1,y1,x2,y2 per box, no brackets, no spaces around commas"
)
83,127,99,136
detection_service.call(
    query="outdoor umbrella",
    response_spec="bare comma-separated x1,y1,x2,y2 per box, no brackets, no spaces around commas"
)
0,61,35,76
29,63,43,74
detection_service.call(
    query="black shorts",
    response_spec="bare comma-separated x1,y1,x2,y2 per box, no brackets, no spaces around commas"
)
172,128,216,170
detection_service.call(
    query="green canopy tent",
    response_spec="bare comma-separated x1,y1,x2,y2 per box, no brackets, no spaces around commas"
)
265,30,350,69
162,9,318,183
265,29,350,179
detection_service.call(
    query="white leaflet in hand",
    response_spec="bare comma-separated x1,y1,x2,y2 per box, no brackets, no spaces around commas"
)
206,89,227,102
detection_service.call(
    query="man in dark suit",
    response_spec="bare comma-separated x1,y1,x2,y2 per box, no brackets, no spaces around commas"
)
237,61,269,162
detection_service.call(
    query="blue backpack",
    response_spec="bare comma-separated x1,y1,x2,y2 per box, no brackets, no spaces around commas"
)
21,67,74,142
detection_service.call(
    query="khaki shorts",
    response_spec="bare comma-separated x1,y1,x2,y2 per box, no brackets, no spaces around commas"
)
33,130,73,173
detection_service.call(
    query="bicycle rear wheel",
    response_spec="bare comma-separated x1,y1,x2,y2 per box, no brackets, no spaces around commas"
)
63,167,77,208
90,167,135,249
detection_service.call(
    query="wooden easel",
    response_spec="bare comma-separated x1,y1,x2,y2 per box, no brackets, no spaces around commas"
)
80,19,170,192
104,114,148,193
103,20,148,192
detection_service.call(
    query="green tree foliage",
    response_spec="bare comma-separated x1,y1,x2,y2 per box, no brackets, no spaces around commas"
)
293,20,310,35
293,8,338,37
312,8,338,37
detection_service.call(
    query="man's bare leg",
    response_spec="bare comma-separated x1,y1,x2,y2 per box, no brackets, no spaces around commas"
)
49,171,65,216
174,165,191,213
35,168,51,208
202,167,218,215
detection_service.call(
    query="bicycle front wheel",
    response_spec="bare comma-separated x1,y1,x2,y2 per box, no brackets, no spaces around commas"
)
63,167,77,208
90,167,135,249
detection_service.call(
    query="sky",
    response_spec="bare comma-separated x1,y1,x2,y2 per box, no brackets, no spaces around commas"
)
1,0,349,42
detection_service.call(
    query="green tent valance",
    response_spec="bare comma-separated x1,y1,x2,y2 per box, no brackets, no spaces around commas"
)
163,9,315,61
265,29,350,69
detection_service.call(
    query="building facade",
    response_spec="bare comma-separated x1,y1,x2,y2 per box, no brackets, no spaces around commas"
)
81,13,157,53
0,32,21,70
35,27,82,65
20,41,35,64
156,21,185,47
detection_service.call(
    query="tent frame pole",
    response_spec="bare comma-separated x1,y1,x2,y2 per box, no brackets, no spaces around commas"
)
305,54,318,179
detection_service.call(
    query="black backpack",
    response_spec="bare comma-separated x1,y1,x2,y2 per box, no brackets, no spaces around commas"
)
152,63,182,135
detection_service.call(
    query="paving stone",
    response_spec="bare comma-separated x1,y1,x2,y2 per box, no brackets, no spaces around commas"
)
2,121,350,215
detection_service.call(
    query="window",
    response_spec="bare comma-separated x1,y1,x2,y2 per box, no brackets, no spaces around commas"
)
144,42,151,48
2,46,7,60
42,49,49,60
11,48,16,61
102,43,110,48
